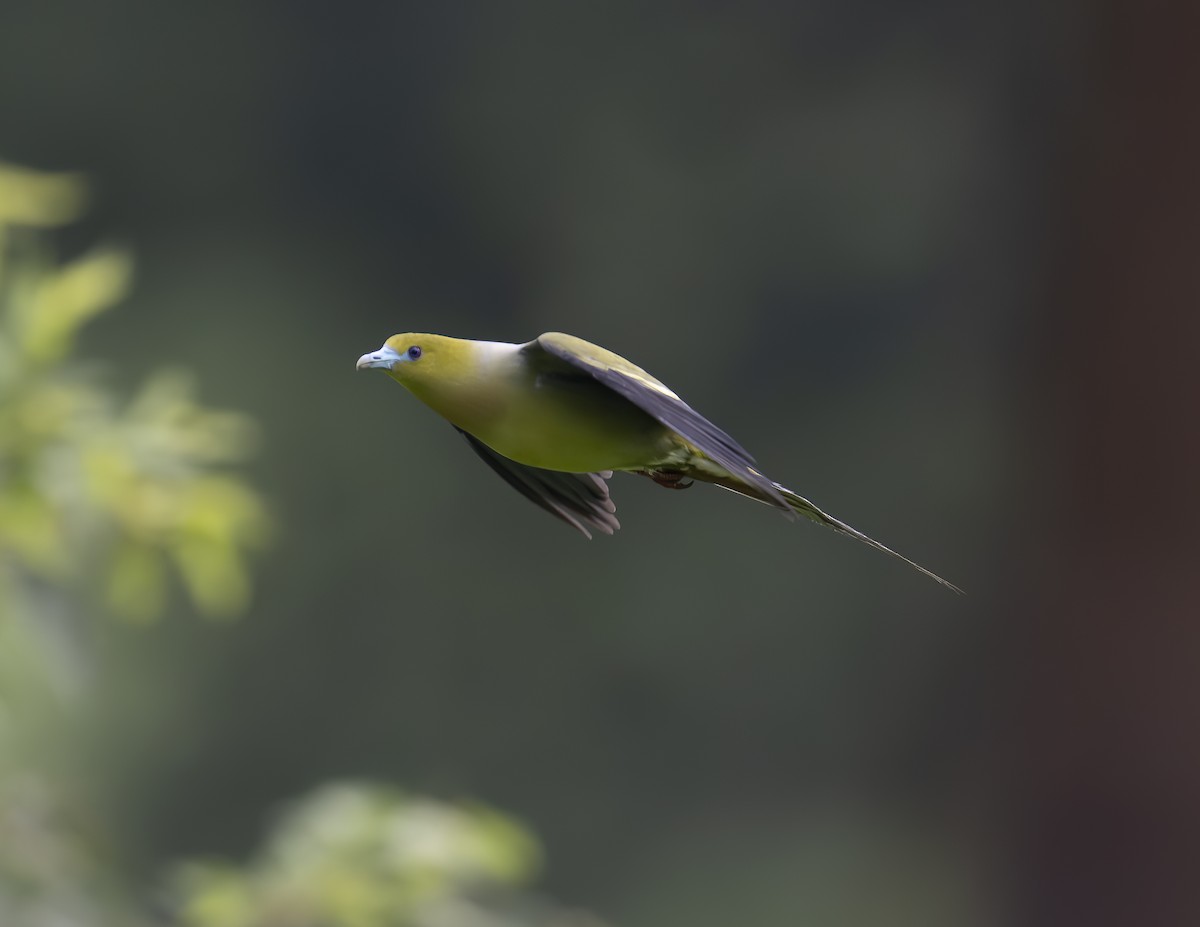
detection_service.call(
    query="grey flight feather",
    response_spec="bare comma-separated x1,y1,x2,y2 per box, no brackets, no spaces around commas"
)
455,428,620,539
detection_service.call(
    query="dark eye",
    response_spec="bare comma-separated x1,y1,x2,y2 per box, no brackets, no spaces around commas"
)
407,345,422,360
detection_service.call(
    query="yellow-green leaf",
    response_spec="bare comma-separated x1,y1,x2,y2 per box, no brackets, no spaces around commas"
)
0,162,86,228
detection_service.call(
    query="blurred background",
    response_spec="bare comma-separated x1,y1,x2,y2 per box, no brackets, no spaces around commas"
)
1,2,1198,926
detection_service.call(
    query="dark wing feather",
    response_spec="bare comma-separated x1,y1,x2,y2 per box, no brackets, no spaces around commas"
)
456,428,619,539
531,333,789,511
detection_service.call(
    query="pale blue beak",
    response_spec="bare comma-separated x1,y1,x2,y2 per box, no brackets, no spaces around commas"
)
356,344,403,370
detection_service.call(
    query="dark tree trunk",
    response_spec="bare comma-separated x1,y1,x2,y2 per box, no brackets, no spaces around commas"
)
1022,1,1200,924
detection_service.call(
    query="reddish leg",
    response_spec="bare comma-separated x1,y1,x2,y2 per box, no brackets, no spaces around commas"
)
639,469,695,490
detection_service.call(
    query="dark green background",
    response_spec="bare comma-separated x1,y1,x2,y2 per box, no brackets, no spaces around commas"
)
5,2,1196,925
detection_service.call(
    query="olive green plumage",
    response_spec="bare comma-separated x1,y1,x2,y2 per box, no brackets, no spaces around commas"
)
357,332,960,592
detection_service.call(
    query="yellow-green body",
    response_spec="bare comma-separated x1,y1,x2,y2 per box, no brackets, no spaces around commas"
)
384,334,683,473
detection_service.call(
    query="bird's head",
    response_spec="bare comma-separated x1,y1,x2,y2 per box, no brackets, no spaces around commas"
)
356,331,502,413
357,332,514,430
356,333,461,383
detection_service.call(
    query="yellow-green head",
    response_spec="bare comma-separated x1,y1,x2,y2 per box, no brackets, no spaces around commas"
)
356,333,514,434
355,333,478,385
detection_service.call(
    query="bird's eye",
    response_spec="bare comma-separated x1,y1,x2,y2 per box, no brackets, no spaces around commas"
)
407,345,422,360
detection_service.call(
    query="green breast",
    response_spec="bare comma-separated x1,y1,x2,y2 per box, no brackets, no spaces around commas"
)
473,371,675,473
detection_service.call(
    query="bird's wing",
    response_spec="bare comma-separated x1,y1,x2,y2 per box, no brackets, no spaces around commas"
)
455,427,620,539
530,332,789,510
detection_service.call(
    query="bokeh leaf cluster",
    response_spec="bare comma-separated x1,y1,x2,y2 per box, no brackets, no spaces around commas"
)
173,783,605,927
0,161,267,624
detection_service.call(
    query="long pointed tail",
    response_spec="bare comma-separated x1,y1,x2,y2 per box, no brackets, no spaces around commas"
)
715,478,963,593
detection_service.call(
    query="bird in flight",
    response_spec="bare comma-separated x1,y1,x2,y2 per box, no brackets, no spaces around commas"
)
357,331,960,592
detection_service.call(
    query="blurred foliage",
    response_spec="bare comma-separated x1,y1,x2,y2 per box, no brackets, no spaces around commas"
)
0,773,151,927
0,159,270,925
0,162,607,927
0,162,268,625
172,783,605,927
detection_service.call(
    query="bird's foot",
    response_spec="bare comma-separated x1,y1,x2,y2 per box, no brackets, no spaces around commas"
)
640,469,695,490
